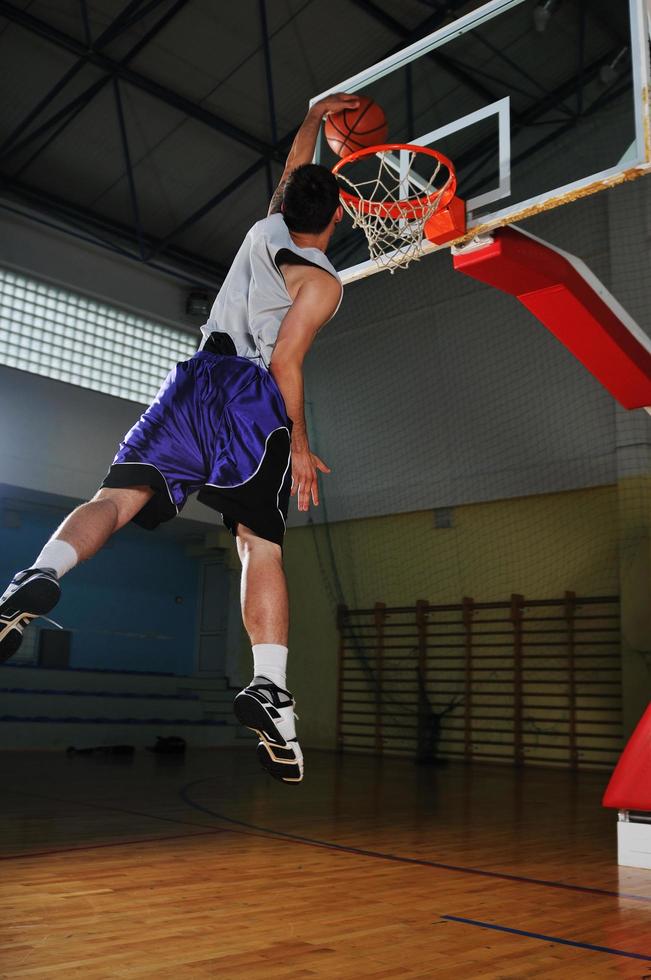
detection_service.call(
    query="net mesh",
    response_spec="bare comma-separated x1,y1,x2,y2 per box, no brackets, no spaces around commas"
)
335,148,453,272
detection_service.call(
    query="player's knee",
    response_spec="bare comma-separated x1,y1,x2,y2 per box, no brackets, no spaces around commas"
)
236,524,282,563
91,487,149,531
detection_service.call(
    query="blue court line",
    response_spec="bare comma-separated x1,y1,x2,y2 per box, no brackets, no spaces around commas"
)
8,781,651,914
179,779,651,905
441,915,651,962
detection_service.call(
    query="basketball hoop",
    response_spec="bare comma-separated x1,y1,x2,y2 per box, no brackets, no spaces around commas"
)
332,144,464,272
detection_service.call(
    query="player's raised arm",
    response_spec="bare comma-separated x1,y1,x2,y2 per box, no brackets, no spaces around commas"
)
269,269,341,511
268,93,359,215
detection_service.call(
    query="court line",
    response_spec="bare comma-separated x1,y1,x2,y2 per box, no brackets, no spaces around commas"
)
179,778,651,905
8,781,651,912
0,787,231,861
0,829,224,861
5,788,648,964
441,915,651,962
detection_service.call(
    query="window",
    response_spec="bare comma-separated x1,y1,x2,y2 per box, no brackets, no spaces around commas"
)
0,268,198,403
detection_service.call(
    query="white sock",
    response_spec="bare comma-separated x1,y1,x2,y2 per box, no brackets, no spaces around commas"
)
252,643,288,690
33,540,79,579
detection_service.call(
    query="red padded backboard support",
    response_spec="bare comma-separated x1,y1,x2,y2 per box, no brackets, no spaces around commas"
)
602,702,651,811
452,227,651,410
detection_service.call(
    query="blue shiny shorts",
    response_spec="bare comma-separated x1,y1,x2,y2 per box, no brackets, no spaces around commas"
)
101,351,292,545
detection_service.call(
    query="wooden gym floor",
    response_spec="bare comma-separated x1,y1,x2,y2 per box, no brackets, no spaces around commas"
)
1,747,650,978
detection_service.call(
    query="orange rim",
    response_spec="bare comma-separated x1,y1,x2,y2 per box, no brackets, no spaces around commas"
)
332,143,457,218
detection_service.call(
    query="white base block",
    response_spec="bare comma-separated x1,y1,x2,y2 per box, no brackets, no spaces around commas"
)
618,820,651,869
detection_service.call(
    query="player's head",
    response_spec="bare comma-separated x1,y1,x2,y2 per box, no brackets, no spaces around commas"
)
282,164,342,235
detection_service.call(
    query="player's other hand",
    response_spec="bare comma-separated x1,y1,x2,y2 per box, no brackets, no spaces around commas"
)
311,92,360,119
291,448,331,512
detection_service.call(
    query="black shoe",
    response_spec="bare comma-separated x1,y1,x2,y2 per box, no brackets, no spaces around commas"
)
233,676,303,784
0,567,61,663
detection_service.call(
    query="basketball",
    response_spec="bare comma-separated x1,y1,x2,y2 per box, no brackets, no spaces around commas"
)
324,95,388,158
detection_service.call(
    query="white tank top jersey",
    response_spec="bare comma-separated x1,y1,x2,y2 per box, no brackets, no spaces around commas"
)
199,213,343,369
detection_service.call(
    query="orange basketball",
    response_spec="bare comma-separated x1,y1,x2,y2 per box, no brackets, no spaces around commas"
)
324,96,388,158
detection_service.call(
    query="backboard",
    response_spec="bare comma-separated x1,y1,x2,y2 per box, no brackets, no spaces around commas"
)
312,0,651,284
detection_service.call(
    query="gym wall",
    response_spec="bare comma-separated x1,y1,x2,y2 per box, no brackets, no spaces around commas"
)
282,177,651,750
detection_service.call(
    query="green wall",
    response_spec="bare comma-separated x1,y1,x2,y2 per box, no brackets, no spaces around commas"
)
283,483,622,749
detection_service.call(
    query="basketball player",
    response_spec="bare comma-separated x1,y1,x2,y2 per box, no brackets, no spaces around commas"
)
0,92,359,784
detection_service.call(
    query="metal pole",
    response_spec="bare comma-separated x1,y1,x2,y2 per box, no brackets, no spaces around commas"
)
2,0,190,167
79,0,92,47
415,599,429,760
374,602,386,756
406,63,415,139
577,0,586,117
0,63,88,157
336,604,348,754
113,78,145,259
2,175,227,282
0,1,283,161
511,593,524,768
463,596,474,762
0,0,163,157
2,76,109,164
259,0,279,200
147,158,268,260
565,591,578,769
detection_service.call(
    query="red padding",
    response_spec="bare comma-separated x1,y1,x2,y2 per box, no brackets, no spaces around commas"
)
603,702,651,810
453,227,651,410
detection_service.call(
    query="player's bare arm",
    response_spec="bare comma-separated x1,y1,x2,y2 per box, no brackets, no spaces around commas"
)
270,267,341,512
268,93,359,215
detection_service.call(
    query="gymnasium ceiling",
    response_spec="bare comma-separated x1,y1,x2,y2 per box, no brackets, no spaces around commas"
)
0,0,638,290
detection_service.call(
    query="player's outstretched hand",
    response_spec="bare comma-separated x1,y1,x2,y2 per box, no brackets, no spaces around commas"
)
291,449,331,512
311,92,360,119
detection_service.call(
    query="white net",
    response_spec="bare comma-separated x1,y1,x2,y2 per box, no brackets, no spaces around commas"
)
334,148,454,273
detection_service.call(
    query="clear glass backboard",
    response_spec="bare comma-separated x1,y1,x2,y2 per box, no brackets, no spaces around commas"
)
312,0,651,283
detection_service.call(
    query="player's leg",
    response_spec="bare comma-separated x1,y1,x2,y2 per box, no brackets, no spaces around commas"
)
237,524,288,648
1,354,211,666
0,487,153,663
192,351,299,781
232,524,303,783
47,486,155,562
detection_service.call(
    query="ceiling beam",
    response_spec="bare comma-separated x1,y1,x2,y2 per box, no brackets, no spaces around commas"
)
0,0,285,163
1,174,229,285
148,157,268,260
346,0,507,109
5,1,190,172
347,0,466,48
1,0,176,157
259,0,279,199
113,77,145,259
0,0,198,274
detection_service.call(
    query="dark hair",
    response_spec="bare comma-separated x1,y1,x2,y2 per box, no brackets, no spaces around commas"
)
282,163,340,233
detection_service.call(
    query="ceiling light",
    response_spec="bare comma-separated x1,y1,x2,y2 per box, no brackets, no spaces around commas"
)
533,0,559,33
599,47,629,86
